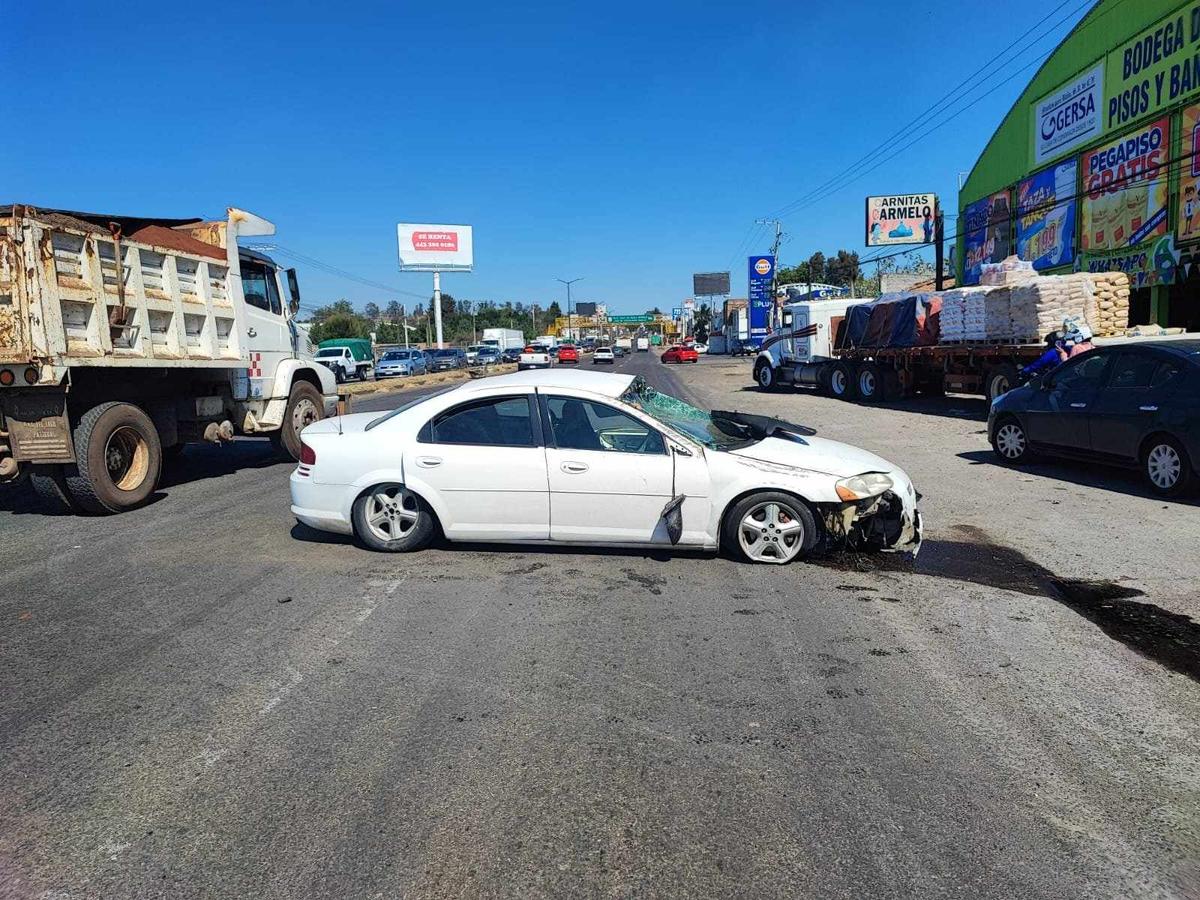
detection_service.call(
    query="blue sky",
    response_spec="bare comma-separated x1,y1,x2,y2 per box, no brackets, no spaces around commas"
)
4,0,1090,314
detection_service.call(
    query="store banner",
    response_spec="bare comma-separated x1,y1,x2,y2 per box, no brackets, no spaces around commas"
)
1016,160,1078,270
1081,234,1180,288
1032,64,1104,165
1179,101,1200,241
962,190,1012,285
1105,5,1200,132
1080,117,1169,253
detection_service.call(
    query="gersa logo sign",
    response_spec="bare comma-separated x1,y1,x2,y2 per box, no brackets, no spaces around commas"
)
1032,64,1104,165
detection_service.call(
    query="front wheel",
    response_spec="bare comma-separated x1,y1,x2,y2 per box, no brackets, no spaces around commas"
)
276,381,325,461
754,359,778,391
1142,435,1194,497
352,484,436,552
722,492,818,564
991,416,1032,465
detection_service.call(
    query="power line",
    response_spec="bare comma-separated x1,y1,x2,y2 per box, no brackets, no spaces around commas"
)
247,242,431,301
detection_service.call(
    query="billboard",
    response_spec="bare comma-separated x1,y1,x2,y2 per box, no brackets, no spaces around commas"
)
1105,9,1200,132
962,191,1012,285
1179,102,1200,243
575,301,597,317
396,223,474,271
865,194,937,246
1032,64,1104,165
1080,117,1169,253
693,272,731,296
1016,159,1078,271
747,255,774,340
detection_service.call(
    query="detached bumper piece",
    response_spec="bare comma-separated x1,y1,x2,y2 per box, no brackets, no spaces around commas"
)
822,491,922,555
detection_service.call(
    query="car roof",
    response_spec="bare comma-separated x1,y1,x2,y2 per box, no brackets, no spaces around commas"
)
454,368,636,397
1103,340,1200,360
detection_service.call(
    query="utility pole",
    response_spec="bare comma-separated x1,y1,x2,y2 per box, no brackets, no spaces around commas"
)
432,272,444,348
934,204,946,291
557,277,583,342
756,218,785,328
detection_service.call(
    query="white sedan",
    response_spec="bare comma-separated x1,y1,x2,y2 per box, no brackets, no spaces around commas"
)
289,370,922,564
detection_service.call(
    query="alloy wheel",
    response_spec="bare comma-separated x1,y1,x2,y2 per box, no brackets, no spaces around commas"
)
738,501,805,563
364,486,421,542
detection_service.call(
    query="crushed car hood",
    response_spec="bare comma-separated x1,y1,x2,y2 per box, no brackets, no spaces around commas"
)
729,435,897,478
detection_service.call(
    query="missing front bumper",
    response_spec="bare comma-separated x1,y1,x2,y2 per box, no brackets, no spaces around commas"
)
822,491,922,555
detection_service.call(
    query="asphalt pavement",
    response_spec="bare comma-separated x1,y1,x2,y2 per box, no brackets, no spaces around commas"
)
1,350,1198,899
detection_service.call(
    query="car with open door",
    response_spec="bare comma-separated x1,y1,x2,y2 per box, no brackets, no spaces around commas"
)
290,370,922,563
988,341,1200,496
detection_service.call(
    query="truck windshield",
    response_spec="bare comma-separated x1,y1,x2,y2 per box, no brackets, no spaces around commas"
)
620,378,755,451
316,349,342,357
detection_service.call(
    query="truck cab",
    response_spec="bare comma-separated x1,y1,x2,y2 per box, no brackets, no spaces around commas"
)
753,299,855,390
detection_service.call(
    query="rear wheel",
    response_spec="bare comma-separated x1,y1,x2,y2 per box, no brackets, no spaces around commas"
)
857,363,883,402
28,464,81,513
1142,435,1194,497
829,362,857,400
352,484,436,552
276,381,325,461
986,365,1019,402
63,402,162,514
722,492,818,565
991,415,1033,465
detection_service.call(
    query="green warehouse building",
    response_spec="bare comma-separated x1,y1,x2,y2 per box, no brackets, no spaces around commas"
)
958,0,1200,332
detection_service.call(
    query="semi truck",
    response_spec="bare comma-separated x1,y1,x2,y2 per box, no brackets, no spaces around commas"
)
752,297,1047,402
0,204,339,513
480,327,524,351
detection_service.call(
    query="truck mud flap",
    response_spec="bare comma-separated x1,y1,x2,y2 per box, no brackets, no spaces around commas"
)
2,391,74,462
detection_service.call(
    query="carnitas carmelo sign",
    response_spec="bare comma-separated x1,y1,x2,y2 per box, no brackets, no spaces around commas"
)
865,194,938,246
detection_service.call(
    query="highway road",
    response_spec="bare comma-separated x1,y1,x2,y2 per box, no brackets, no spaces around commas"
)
2,350,1197,899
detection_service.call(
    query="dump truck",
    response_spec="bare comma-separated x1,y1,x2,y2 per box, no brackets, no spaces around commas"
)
0,204,338,513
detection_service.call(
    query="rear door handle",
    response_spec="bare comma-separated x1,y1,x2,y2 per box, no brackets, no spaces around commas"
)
416,456,442,468
1139,405,1158,412
1070,402,1087,409
561,461,589,474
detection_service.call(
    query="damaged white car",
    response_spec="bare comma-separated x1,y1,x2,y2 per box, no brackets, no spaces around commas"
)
290,370,922,564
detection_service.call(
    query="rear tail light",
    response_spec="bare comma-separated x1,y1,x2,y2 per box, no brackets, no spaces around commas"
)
300,442,316,465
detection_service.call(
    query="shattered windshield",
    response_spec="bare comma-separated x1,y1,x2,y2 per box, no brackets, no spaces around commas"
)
620,377,755,451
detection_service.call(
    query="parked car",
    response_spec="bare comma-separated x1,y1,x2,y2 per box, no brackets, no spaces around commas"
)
475,346,502,366
558,345,580,365
290,369,922,563
428,348,467,371
466,344,489,364
375,348,427,378
662,345,699,364
518,345,552,371
989,341,1200,496
501,346,524,363
593,347,615,364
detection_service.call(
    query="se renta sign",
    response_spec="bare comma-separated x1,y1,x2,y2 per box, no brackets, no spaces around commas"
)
397,223,474,271
1032,64,1104,165
747,255,774,341
865,194,937,246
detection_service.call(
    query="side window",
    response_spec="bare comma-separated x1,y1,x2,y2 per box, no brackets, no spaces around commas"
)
1051,353,1108,391
421,396,534,447
239,260,271,311
264,270,282,315
1150,361,1181,389
1107,353,1157,389
545,396,665,455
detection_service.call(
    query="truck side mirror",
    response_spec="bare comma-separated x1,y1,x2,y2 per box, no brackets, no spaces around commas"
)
286,268,301,314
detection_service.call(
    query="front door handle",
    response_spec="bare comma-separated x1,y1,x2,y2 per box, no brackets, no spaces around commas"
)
561,461,589,474
247,327,257,337
1140,405,1158,412
416,456,442,468
1070,402,1087,409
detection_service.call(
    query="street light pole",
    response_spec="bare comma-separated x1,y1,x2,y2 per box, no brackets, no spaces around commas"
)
557,277,583,341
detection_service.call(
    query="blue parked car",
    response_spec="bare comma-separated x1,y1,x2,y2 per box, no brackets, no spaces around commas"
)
375,348,428,378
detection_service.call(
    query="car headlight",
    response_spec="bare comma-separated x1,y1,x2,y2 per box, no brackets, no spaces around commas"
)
835,472,894,502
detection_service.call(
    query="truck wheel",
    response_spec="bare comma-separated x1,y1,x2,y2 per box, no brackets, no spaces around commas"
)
28,465,81,513
986,365,1019,402
63,402,162,514
829,362,857,400
857,364,882,402
276,381,325,461
754,359,779,391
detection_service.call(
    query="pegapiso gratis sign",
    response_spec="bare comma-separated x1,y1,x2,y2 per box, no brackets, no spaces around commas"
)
1032,63,1104,165
865,194,937,246
397,223,474,271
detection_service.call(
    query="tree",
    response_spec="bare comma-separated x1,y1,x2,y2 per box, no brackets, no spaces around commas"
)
363,302,380,322
546,301,562,321
309,311,367,344
310,299,355,322
693,304,713,343
385,300,403,322
807,252,826,284
826,249,861,287
645,306,664,316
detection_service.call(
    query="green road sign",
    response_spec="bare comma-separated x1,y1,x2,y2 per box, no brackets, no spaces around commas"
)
608,315,653,323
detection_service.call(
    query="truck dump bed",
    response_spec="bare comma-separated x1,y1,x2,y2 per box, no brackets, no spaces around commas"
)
0,205,247,369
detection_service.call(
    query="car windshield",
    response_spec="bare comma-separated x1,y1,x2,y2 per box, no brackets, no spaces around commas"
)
381,351,409,361
316,348,342,357
620,377,755,451
433,349,459,357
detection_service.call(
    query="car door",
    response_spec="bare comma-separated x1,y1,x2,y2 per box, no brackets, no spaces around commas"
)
403,392,549,541
238,257,289,398
1089,352,1185,460
540,393,679,543
1023,351,1111,451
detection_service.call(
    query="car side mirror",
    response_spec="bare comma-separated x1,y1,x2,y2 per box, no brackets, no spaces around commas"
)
286,268,301,315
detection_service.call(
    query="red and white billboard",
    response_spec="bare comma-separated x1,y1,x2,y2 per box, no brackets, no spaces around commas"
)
397,223,474,271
